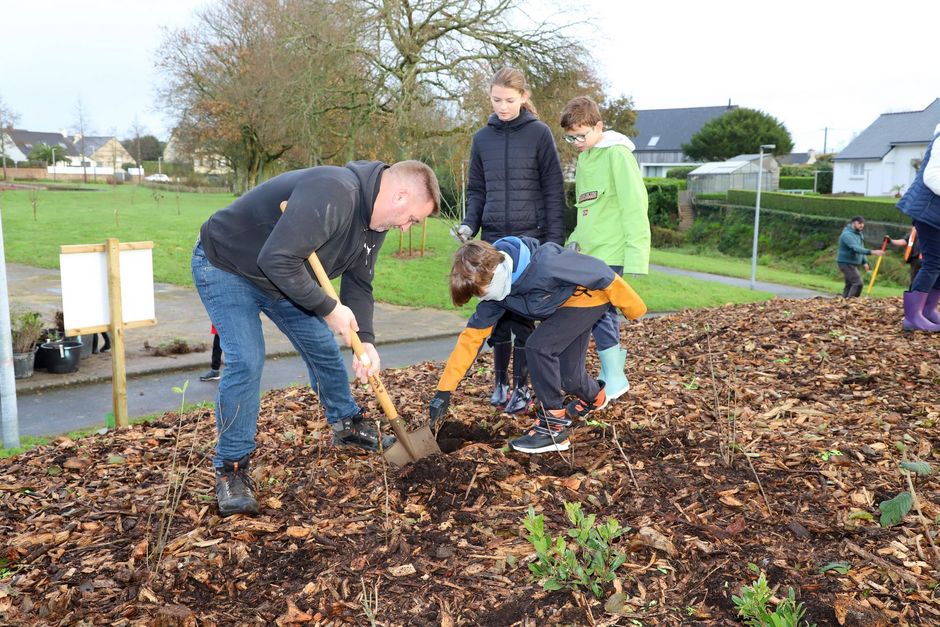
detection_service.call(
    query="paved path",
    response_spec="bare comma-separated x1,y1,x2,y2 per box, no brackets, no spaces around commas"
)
650,264,828,300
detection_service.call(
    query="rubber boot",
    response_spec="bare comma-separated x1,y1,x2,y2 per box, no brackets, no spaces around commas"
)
597,346,630,400
490,341,511,407
902,291,940,332
923,289,940,326
503,346,533,414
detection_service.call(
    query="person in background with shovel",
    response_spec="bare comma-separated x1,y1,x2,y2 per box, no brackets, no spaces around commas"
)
428,237,646,454
836,216,883,298
192,160,440,516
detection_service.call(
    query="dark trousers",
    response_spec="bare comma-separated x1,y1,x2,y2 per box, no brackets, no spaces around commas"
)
210,333,222,370
490,310,534,347
838,263,863,298
526,305,608,409
911,219,940,292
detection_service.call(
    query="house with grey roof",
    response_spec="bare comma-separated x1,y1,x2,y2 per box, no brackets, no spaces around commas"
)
630,104,736,177
833,99,940,196
7,129,79,164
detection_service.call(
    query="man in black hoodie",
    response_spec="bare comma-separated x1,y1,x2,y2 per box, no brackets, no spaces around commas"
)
192,160,439,516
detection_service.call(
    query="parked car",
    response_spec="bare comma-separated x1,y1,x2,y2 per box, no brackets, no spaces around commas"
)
145,173,170,182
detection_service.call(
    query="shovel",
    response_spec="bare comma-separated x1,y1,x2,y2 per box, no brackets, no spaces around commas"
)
865,235,890,296
279,201,440,466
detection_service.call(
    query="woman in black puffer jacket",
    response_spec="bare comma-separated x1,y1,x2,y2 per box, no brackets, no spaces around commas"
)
456,67,567,414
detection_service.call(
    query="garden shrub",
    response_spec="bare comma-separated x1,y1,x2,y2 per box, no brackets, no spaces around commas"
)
665,166,696,180
651,225,685,248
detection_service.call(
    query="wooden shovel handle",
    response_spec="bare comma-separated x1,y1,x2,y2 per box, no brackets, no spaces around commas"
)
279,201,400,422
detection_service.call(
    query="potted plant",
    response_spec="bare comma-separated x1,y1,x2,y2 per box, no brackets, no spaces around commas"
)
892,183,906,199
11,310,43,379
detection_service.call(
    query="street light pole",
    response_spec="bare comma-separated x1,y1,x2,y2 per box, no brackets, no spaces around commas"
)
750,144,776,290
51,147,55,181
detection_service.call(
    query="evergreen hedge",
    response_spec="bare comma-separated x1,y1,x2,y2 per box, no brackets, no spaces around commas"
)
779,176,814,190
725,190,908,223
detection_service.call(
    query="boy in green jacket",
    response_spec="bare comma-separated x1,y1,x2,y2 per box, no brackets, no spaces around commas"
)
560,96,650,401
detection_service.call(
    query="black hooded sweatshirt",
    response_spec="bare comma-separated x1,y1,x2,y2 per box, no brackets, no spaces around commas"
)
199,161,387,343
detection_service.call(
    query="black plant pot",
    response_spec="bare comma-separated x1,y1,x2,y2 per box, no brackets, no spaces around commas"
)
38,340,83,374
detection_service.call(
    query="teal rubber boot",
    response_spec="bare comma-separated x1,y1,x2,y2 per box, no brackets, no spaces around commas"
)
597,346,629,401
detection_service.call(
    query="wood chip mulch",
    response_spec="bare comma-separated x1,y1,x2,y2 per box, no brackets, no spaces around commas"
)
2,297,940,626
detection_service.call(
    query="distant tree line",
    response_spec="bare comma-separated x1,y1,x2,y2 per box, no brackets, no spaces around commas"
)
155,0,636,194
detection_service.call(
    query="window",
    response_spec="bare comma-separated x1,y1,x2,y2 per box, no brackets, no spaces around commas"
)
850,162,865,177
647,136,660,147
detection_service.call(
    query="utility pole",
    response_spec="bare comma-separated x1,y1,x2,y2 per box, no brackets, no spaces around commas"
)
823,127,829,154
0,199,21,449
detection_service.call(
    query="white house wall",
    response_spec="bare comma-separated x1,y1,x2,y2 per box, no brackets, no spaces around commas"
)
834,145,928,197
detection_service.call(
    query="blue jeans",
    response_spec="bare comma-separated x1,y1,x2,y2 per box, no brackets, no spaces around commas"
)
911,220,940,292
191,242,359,467
591,265,624,351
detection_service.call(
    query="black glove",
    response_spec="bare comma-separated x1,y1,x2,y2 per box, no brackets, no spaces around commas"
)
429,391,451,428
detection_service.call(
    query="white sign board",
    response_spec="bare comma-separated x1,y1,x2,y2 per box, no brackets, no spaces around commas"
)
60,248,155,331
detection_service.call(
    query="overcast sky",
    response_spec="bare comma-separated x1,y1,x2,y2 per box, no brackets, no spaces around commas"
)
3,0,938,153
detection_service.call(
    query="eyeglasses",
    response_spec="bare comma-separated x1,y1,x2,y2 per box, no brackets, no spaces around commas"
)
563,132,590,144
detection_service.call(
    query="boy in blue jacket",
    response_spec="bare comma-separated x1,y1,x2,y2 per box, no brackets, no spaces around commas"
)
428,237,646,454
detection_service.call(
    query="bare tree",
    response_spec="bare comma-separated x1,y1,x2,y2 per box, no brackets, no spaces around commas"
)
74,99,91,184
355,0,588,157
0,95,20,181
157,0,299,192
129,116,145,183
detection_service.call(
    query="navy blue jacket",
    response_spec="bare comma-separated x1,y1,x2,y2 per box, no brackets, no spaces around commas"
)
463,109,566,244
199,161,387,342
467,237,616,329
898,133,940,230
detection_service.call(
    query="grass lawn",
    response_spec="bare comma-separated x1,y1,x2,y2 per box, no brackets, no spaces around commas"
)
0,185,775,314
651,248,903,299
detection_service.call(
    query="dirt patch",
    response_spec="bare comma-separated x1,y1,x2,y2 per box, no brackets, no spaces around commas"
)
2,298,939,625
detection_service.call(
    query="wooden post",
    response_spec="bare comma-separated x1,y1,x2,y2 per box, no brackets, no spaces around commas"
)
105,238,129,427
420,218,427,256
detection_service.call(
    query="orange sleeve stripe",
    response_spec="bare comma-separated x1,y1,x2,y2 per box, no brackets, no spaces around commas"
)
605,275,647,319
563,289,610,308
438,326,493,391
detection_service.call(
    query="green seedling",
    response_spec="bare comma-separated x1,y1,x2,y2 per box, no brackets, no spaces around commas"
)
683,376,700,390
523,502,627,599
732,571,815,627
818,450,842,462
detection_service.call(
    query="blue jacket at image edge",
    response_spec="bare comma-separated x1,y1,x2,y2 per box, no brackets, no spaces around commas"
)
463,109,566,244
836,225,871,266
898,132,940,230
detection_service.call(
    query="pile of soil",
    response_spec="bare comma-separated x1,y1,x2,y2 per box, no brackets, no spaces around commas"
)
2,297,939,625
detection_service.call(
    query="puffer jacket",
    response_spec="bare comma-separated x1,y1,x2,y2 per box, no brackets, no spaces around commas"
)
898,130,940,230
463,109,566,244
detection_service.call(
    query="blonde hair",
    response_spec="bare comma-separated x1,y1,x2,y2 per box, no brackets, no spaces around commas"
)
389,160,441,216
490,67,539,118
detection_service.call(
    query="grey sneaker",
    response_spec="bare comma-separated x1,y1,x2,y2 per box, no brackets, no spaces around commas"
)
215,454,258,516
200,369,221,381
331,412,396,452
